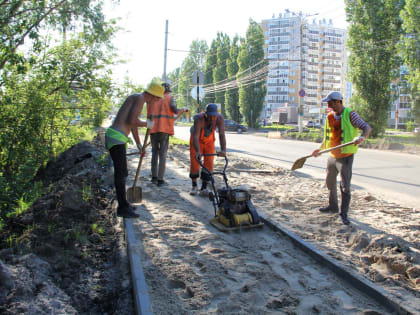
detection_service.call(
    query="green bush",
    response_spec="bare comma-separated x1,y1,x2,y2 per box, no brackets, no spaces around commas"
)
405,121,415,132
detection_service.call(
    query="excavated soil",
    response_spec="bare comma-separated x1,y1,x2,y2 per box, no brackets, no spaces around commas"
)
0,137,133,314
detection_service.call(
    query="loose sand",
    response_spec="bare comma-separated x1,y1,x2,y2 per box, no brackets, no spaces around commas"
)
125,143,419,314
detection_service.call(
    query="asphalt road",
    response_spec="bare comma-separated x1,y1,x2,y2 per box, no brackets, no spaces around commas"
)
174,126,420,209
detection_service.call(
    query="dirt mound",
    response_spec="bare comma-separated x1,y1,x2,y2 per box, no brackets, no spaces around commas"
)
0,136,133,314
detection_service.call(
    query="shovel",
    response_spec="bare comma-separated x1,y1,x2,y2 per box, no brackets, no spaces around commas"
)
126,122,152,203
291,140,356,171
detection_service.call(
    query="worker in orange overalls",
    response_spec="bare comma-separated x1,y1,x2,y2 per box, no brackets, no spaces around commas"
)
147,82,188,186
189,103,226,196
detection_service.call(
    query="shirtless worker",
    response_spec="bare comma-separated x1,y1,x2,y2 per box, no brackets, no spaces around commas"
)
105,82,164,218
189,103,227,196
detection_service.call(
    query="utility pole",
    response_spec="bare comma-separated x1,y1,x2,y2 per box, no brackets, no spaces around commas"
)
163,20,168,82
186,80,189,121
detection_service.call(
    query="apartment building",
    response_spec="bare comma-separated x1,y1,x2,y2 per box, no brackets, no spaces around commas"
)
261,11,348,123
389,65,412,128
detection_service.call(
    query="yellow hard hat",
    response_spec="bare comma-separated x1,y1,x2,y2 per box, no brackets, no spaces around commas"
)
145,82,165,98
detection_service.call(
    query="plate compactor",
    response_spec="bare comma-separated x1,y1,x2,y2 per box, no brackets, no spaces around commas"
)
198,154,264,232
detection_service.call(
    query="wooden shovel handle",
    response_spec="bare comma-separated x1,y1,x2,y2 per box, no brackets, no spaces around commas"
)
301,140,357,159
131,115,153,188
317,140,356,155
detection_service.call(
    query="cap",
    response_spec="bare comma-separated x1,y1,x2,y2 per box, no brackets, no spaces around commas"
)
162,82,171,93
206,103,218,116
145,82,164,98
322,91,343,102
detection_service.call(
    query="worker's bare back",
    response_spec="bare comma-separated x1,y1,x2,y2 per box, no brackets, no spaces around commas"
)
112,93,145,136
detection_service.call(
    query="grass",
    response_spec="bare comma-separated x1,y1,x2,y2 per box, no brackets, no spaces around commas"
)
91,223,104,234
82,183,93,202
170,136,189,146
175,121,193,127
94,153,108,167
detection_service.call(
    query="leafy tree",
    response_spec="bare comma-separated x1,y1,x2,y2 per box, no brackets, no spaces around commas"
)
0,5,116,223
213,33,230,116
346,0,404,136
175,40,208,114
237,19,267,128
0,0,114,81
400,0,420,123
225,35,241,121
113,76,145,108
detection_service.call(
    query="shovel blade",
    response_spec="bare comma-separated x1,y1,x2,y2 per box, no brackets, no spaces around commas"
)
291,157,307,171
127,186,142,203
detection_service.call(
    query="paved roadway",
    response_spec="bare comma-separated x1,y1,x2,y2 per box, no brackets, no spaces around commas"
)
174,126,420,209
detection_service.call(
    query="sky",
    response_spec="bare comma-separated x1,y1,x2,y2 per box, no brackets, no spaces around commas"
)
103,0,348,87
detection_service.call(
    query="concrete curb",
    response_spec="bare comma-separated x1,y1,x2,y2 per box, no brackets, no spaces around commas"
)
124,218,153,315
259,213,413,315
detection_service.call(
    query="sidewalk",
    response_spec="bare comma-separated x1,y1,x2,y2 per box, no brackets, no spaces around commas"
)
124,144,420,313
123,149,396,314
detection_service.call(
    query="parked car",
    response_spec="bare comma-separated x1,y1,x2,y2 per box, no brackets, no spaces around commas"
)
305,120,322,129
224,120,247,133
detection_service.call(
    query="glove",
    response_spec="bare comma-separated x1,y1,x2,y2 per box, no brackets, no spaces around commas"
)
353,136,365,145
312,149,321,157
146,119,154,129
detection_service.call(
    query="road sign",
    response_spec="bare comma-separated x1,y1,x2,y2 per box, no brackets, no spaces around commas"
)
192,71,204,85
298,89,305,97
191,87,205,100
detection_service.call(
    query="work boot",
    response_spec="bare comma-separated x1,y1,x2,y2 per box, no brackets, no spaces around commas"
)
340,213,350,225
199,187,209,197
126,203,136,211
319,205,339,213
190,186,198,195
151,177,158,185
157,179,165,187
340,189,351,222
117,206,139,218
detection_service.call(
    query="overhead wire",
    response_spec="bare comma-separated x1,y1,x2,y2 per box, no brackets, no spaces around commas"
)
165,5,415,99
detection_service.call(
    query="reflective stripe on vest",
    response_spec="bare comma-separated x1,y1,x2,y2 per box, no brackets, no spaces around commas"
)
105,127,129,150
148,94,175,135
324,107,359,154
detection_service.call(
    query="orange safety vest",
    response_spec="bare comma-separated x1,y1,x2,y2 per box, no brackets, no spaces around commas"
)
147,94,175,135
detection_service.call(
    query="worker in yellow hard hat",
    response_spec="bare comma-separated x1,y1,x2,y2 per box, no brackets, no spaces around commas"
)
105,81,164,218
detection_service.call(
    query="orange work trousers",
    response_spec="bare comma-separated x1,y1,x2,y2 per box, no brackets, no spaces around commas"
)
189,135,215,179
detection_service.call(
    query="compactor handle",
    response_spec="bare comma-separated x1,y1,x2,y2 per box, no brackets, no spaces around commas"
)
196,153,228,175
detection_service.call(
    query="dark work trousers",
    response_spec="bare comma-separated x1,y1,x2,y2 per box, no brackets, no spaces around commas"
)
150,132,170,181
326,154,354,218
109,144,129,208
